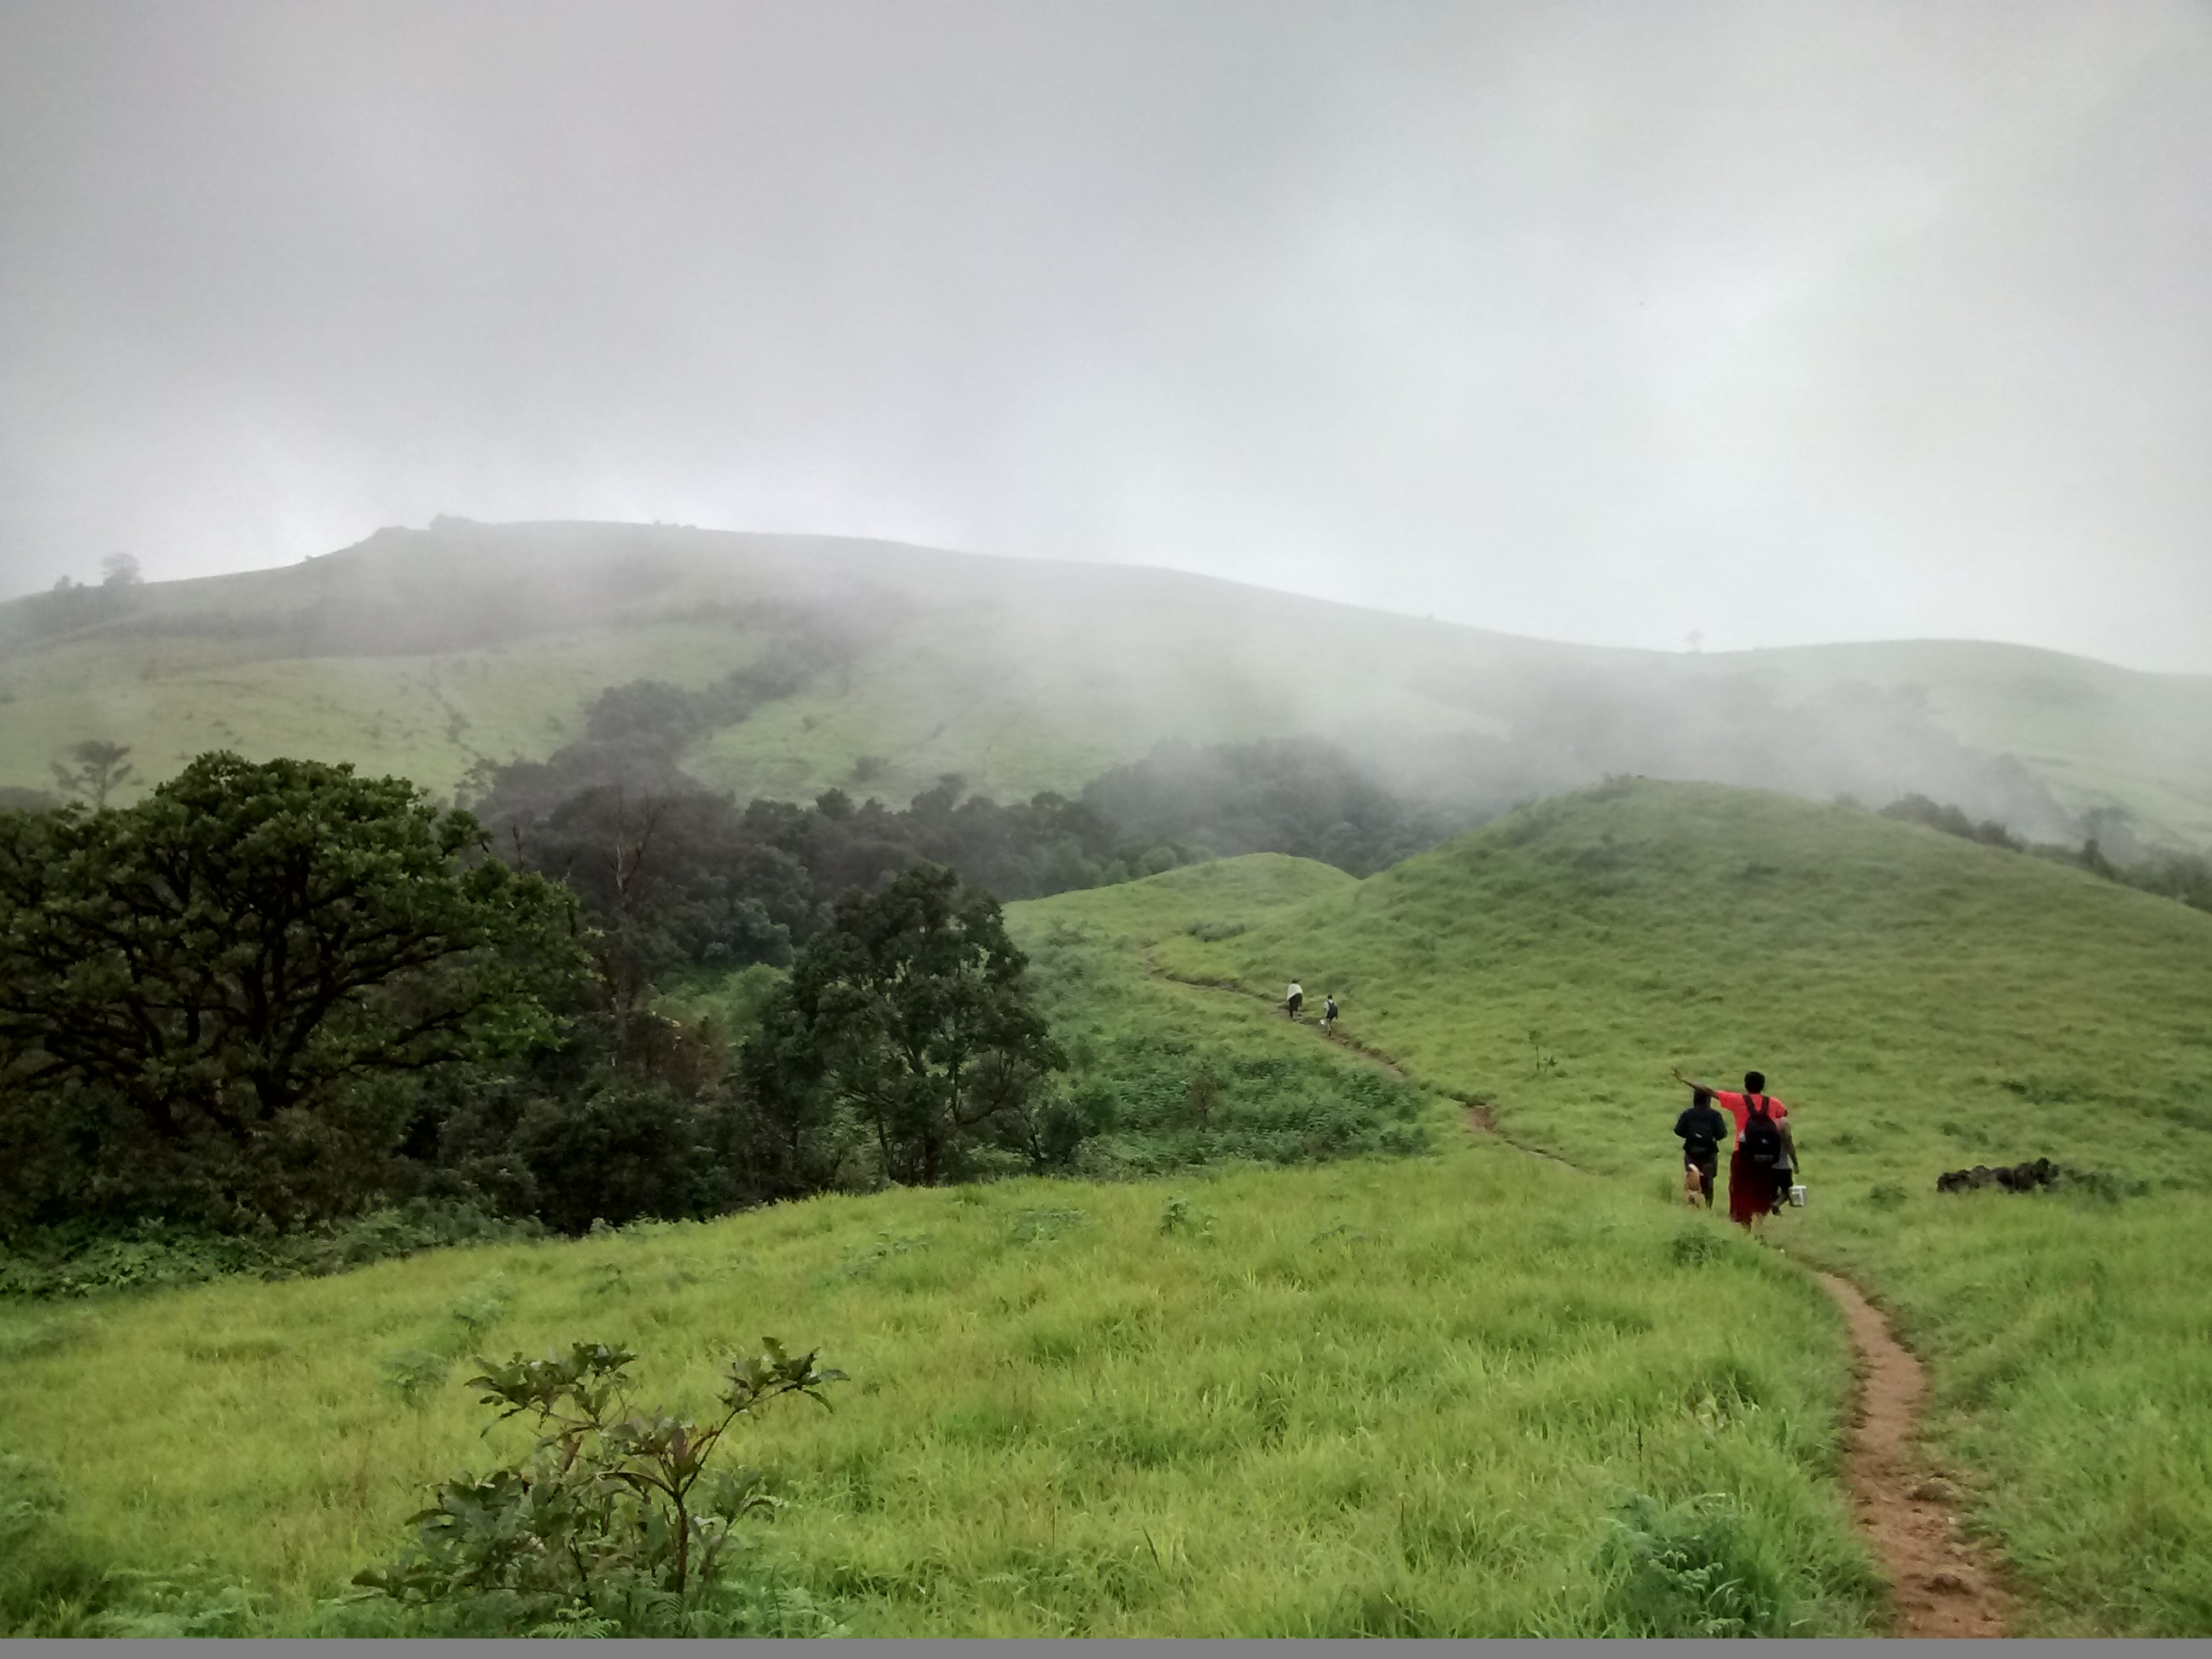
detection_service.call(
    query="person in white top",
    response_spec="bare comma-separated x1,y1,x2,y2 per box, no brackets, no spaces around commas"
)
1284,981,1304,1020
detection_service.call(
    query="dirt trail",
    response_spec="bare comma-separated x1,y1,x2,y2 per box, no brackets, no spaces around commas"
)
1140,952,2009,1634
1814,1272,2011,1637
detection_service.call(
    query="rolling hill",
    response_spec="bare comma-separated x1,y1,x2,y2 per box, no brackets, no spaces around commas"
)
5,780,2210,1632
1145,779,2212,1635
4,519,2209,848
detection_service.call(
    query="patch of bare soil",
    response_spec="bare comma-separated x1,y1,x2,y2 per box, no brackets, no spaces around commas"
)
1813,1272,2011,1638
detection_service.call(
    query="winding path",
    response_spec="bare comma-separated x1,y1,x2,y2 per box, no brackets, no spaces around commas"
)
1142,951,2013,1637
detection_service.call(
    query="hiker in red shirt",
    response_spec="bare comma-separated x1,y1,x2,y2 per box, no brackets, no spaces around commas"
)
1672,1068,1799,1228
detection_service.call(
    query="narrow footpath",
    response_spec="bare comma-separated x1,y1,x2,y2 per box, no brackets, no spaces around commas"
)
1815,1272,2011,1638
1145,953,2013,1637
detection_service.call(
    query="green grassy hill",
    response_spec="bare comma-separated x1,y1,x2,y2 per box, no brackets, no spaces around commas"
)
1152,779,2212,1634
0,853,1880,1637
4,520,2208,847
5,782,2211,1633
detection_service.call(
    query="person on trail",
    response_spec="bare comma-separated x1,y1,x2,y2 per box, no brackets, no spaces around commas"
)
1673,1086,1726,1209
1767,1106,1798,1214
1321,994,1339,1035
1671,1068,1800,1228
1285,981,1304,1021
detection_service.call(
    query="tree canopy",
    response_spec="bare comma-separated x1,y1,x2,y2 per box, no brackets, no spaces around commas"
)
743,863,1066,1188
0,753,582,1228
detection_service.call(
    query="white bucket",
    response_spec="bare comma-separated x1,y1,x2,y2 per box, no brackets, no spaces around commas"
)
1788,1184,1807,1208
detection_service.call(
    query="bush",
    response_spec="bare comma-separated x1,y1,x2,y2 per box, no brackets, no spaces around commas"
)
352,1337,844,1635
510,1081,742,1235
0,1201,534,1299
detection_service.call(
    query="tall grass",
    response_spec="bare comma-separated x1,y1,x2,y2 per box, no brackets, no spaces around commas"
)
0,1151,1879,1635
1155,777,2212,1634
10,778,2211,1633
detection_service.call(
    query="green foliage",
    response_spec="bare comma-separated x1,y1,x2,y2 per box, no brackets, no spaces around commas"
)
380,1349,451,1408
1083,736,1457,876
0,753,585,1230
507,1080,745,1235
0,1200,536,1298
1599,1491,1796,1637
1009,865,1439,1176
353,1337,843,1633
744,864,1067,1188
1155,1194,1213,1237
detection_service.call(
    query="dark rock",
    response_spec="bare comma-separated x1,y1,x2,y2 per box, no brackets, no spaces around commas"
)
1936,1156,2085,1196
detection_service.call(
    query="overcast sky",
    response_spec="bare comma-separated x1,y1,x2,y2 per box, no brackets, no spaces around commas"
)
3,1,2209,671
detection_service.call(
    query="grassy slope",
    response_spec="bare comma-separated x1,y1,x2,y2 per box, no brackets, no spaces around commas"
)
1152,779,2212,1635
0,855,1882,1638
1743,638,2212,847
5,521,2209,843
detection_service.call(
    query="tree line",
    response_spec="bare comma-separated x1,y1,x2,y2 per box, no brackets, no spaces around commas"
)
0,754,1070,1247
0,711,1457,1252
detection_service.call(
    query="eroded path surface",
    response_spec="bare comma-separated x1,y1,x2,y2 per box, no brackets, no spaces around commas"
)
1814,1272,2011,1638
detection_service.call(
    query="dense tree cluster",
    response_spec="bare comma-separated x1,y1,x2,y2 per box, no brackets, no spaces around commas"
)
0,755,1081,1243
0,755,580,1231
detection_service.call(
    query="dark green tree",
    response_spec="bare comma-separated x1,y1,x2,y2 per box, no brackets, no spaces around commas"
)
0,751,584,1227
745,863,1064,1187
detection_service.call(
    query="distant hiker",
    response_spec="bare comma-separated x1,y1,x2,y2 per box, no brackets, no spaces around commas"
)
1285,981,1304,1021
1673,1086,1726,1209
1321,994,1339,1034
1672,1068,1800,1229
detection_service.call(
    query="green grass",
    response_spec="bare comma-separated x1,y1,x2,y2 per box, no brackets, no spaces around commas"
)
0,842,1895,1637
0,1155,1880,1636
1153,778,2212,1634
1012,857,1444,1174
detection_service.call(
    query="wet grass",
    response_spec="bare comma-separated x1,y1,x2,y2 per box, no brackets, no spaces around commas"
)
1153,777,2212,1634
0,1154,1878,1635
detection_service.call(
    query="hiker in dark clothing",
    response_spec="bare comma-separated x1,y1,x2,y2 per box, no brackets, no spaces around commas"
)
1674,1086,1726,1208
1673,1067,1800,1229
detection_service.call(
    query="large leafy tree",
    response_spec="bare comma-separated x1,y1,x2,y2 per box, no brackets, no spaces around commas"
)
746,862,1064,1187
0,752,584,1227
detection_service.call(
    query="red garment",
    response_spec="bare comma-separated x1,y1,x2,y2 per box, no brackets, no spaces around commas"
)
1715,1091,1790,1225
1711,1090,1790,1144
1728,1144,1780,1225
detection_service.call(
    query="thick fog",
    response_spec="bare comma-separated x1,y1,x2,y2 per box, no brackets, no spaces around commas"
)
3,0,2209,672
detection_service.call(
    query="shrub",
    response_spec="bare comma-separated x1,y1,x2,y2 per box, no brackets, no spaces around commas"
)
353,1337,844,1635
1598,1491,1796,1637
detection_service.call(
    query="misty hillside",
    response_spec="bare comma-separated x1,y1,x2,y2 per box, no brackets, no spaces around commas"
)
3,519,2207,849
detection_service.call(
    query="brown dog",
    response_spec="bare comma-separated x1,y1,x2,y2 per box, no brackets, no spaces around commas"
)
1683,1165,1706,1207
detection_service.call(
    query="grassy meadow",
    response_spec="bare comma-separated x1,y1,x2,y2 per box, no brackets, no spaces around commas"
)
1153,779,2212,1634
0,1158,1879,1635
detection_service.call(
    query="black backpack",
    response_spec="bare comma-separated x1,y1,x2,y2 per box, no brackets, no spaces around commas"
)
1742,1097,1783,1167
